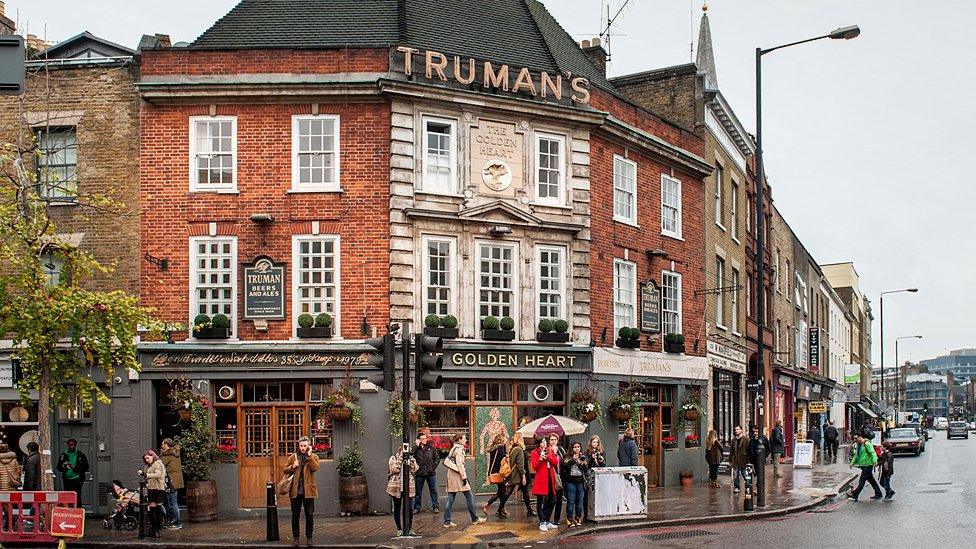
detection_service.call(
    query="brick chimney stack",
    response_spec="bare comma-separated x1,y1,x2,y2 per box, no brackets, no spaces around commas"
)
581,37,607,77
0,1,17,35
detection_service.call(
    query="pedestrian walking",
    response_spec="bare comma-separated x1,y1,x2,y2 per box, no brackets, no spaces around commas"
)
387,446,419,537
282,436,320,546
138,450,166,539
749,426,771,470
530,436,560,532
505,435,533,516
160,438,184,529
22,441,41,491
0,443,22,491
617,428,639,467
704,430,723,488
442,433,486,528
770,420,786,478
56,439,89,506
729,426,751,493
807,423,822,463
561,442,588,527
877,441,895,501
824,420,840,462
482,434,509,517
848,432,882,501
547,433,565,527
412,432,440,513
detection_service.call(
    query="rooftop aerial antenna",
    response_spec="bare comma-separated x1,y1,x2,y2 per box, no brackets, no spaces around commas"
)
598,0,632,67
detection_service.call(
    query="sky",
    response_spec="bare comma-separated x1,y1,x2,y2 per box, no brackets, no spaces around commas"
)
8,0,974,369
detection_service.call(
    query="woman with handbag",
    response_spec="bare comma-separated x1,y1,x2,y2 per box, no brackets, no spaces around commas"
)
530,436,560,532
505,436,534,517
547,433,565,528
387,446,419,536
282,436,320,547
705,430,724,488
481,434,509,518
561,442,589,527
442,433,486,528
138,450,166,539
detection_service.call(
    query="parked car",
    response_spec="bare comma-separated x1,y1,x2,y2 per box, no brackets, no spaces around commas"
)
903,422,930,441
947,421,969,440
886,427,925,456
934,417,949,430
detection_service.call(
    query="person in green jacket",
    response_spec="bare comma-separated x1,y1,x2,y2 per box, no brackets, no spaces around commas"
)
848,432,883,501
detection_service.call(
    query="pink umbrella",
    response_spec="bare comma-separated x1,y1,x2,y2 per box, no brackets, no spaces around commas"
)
516,414,588,438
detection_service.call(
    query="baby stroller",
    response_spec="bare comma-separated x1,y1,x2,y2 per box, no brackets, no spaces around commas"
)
103,484,140,531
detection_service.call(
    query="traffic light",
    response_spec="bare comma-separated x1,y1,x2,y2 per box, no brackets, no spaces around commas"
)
365,334,395,391
414,334,443,390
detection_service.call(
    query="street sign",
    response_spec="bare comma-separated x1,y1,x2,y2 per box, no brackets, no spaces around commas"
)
746,377,763,390
50,506,85,538
0,35,25,95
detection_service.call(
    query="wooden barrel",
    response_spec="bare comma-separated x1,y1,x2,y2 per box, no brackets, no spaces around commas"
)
186,480,219,522
338,475,369,515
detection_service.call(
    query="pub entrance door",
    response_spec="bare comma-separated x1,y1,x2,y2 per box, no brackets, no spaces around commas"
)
639,405,661,487
239,406,306,508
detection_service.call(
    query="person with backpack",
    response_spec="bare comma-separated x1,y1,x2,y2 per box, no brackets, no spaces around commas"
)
481,434,510,518
848,431,883,501
877,441,895,501
561,442,588,527
824,420,840,462
505,435,534,516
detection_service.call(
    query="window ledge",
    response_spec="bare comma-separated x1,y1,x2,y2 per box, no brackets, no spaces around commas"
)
613,217,640,229
731,236,741,245
287,188,345,195
715,323,728,331
715,222,727,232
731,331,743,338
531,201,572,210
46,199,79,207
415,190,465,199
189,189,239,195
662,232,684,242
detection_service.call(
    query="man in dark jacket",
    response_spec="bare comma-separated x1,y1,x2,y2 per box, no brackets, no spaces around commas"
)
770,420,786,477
23,442,42,491
824,420,840,462
412,432,440,513
807,424,822,463
749,426,771,468
56,439,89,506
617,428,639,467
729,426,750,493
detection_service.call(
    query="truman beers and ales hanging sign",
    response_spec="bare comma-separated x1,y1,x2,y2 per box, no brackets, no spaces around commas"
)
640,282,661,333
243,256,285,319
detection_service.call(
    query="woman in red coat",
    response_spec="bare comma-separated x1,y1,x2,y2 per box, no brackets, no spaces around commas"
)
530,436,560,532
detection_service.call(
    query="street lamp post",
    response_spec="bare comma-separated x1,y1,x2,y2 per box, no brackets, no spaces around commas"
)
895,335,923,414
879,288,918,417
753,24,858,510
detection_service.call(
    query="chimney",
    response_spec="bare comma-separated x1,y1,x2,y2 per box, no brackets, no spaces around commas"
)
0,1,16,36
581,37,607,77
155,33,172,48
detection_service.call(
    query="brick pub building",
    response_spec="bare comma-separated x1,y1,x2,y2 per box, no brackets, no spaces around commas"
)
133,0,711,515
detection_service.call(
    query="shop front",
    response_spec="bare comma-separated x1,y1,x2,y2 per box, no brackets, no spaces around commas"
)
773,370,796,456
591,348,709,488
707,340,746,443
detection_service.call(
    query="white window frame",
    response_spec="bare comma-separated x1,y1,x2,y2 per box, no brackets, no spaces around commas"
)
421,235,457,318
613,259,638,340
189,236,238,337
534,132,566,206
774,249,781,294
715,257,726,329
535,245,567,325
731,177,739,240
612,155,638,226
291,235,342,336
661,270,683,335
714,161,724,230
661,174,683,239
420,115,459,195
189,116,237,192
731,268,740,334
291,114,341,192
476,241,519,337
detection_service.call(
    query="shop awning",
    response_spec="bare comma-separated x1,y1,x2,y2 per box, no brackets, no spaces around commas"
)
850,402,879,419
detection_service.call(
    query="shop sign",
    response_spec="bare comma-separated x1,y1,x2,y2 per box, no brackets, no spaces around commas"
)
446,349,586,370
243,256,285,319
0,359,13,388
797,381,814,400
808,328,820,373
706,340,746,374
808,400,829,413
394,46,591,104
593,348,708,381
777,374,794,390
843,363,861,385
149,351,367,369
469,119,524,198
640,282,661,333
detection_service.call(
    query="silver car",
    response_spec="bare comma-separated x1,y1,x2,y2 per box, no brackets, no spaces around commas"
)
947,421,969,439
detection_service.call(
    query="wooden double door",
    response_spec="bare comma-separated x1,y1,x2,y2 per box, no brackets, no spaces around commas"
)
239,406,307,508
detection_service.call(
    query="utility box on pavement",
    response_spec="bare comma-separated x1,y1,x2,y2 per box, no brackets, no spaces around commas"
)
588,466,648,522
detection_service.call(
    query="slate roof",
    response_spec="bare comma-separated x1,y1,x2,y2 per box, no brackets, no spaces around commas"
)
191,0,613,91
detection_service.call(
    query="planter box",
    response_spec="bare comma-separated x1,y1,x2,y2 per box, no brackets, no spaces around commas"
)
424,326,459,339
537,331,570,343
664,341,685,354
194,327,229,340
297,326,333,338
482,329,516,341
615,338,640,349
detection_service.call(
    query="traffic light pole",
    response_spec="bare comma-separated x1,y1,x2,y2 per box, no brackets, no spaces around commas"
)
400,323,412,537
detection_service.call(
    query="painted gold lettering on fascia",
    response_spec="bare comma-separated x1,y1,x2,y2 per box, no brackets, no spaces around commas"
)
452,353,464,366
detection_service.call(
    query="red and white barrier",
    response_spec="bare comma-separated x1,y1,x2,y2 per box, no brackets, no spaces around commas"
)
0,491,78,544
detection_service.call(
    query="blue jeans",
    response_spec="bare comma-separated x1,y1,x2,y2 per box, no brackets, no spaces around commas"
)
165,489,181,525
443,490,477,525
564,481,584,519
733,467,752,490
413,474,439,511
880,473,894,498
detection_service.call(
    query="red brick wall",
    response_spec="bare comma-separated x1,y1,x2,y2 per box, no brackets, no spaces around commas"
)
141,100,391,341
140,48,389,76
590,89,704,157
589,135,707,356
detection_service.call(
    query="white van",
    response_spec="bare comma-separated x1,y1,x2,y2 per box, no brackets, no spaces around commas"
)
934,417,949,430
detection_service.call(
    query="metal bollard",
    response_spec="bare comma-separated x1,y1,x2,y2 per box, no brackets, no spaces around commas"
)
755,455,767,507
266,482,280,541
743,465,754,511
138,480,148,539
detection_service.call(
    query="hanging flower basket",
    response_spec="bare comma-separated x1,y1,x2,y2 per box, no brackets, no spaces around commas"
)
178,408,192,421
328,405,352,422
683,408,701,422
612,409,632,422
